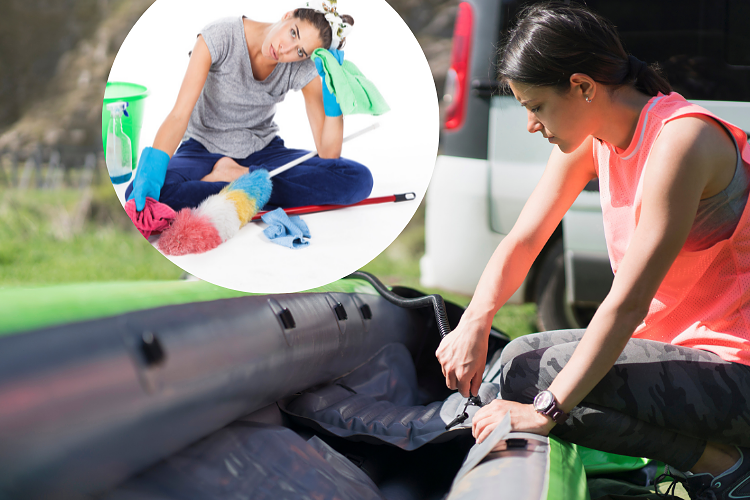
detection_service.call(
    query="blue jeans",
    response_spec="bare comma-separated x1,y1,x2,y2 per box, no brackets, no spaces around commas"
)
125,137,373,211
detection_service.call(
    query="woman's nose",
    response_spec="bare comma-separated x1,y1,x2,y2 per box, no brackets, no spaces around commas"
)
527,111,543,134
280,44,295,57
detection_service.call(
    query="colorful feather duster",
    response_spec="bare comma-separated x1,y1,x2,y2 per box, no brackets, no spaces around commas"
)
158,169,272,256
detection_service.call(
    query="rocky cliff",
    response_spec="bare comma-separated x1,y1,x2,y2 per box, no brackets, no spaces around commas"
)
0,0,155,153
0,0,457,155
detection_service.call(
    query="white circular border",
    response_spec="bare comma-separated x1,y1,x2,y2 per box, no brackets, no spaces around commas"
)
107,0,438,293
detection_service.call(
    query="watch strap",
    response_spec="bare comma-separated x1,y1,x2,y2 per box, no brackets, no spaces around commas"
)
535,390,569,425
545,406,568,425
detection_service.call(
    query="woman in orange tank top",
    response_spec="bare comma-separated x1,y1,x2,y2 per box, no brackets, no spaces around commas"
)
436,2,750,498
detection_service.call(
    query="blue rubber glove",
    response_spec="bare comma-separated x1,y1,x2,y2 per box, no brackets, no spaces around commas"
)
314,49,344,117
126,146,170,212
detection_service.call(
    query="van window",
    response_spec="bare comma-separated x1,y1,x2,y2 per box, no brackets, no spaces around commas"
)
498,0,750,102
726,0,750,66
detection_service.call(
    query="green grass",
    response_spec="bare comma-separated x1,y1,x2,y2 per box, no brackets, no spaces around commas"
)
0,184,183,285
0,181,539,339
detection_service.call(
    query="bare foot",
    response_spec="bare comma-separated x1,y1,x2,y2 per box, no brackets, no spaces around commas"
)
690,441,741,476
201,157,248,183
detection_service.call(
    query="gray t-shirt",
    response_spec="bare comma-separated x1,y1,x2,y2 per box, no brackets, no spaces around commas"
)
184,16,318,158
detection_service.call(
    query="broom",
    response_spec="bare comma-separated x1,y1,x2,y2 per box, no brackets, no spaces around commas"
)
157,124,380,256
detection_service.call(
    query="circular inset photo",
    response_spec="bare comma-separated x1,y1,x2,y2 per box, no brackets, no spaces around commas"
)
104,0,438,293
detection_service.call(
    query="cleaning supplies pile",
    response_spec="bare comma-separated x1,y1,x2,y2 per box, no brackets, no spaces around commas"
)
154,124,380,256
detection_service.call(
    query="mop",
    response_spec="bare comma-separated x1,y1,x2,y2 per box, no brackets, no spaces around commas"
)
157,124,380,256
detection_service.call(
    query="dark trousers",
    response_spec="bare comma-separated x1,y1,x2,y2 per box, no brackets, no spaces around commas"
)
125,137,374,211
491,329,750,471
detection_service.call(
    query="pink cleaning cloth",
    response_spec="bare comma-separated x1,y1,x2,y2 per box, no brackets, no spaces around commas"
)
124,197,177,239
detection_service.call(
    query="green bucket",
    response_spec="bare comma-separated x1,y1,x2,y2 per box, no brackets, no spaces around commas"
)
102,82,149,170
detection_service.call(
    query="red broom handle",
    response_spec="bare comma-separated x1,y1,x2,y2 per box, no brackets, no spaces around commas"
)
252,192,416,222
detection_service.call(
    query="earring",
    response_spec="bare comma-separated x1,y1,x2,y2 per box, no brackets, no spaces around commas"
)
585,96,592,103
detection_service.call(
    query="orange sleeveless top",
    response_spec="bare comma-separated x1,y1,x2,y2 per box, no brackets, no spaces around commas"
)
593,92,750,366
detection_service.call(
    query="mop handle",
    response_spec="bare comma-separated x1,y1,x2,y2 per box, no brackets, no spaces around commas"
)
252,192,416,221
268,122,381,179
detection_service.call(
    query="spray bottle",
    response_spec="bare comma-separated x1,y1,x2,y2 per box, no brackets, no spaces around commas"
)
106,101,133,184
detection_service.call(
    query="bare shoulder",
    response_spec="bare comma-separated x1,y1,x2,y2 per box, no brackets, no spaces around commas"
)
655,115,735,164
652,115,736,197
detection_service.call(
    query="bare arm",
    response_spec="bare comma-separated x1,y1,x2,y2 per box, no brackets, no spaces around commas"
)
437,135,598,397
301,77,344,159
468,136,599,326
152,36,212,157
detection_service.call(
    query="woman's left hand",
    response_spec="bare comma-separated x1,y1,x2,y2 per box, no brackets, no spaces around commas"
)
314,49,344,117
314,48,345,75
472,399,556,443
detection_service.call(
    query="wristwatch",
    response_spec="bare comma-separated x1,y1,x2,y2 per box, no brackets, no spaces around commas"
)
533,390,569,425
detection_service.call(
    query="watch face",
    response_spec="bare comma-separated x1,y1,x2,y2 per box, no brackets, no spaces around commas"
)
534,391,554,411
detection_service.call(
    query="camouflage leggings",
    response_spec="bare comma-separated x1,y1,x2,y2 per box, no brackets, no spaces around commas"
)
490,329,750,471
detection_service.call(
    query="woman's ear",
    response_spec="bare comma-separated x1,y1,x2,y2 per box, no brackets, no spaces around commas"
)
283,11,294,20
569,73,596,102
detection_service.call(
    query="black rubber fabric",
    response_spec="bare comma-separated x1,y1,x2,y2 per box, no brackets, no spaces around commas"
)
492,329,750,471
105,422,385,500
282,343,500,451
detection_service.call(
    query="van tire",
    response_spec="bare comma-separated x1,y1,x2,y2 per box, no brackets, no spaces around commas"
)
534,238,597,331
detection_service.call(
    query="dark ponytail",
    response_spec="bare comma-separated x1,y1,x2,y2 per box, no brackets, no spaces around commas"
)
293,8,354,50
498,1,671,96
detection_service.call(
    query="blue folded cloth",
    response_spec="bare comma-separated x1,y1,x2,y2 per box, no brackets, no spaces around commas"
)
261,208,311,249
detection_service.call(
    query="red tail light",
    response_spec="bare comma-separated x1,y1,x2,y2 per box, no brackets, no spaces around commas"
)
443,2,474,131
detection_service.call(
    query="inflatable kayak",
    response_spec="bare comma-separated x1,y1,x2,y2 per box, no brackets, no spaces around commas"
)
0,274,655,500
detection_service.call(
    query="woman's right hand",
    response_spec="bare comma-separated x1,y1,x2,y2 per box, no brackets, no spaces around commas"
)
126,147,170,211
436,312,492,398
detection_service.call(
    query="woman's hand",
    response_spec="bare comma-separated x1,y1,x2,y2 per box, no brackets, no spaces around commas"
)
436,313,491,398
313,49,344,117
126,147,170,211
472,400,555,443
302,50,344,158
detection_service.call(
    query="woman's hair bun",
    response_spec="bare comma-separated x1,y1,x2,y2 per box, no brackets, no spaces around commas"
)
341,14,354,26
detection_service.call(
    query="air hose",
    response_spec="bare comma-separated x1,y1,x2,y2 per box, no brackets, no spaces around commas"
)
345,271,452,339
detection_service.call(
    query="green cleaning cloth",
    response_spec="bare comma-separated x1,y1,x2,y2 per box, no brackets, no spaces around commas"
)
311,49,390,116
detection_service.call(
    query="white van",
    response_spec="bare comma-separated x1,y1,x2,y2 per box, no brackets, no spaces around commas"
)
421,0,750,330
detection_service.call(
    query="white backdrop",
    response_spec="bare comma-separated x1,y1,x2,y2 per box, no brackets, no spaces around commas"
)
107,0,439,293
